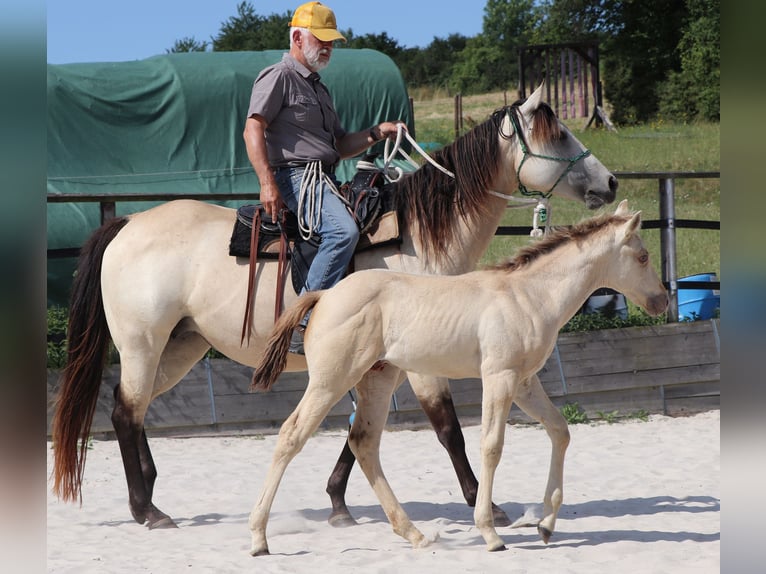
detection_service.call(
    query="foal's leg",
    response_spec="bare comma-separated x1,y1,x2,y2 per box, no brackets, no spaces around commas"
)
250,382,350,556
474,372,515,552
350,370,429,549
512,373,570,543
408,373,511,527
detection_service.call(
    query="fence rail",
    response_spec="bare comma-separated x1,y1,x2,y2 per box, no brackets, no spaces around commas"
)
46,171,720,322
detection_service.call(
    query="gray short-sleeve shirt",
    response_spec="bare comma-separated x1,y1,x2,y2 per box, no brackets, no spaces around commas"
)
247,53,346,168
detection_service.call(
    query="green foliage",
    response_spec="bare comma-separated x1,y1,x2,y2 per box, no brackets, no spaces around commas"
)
560,402,589,424
603,0,687,124
213,1,290,52
170,0,719,123
346,31,403,58
47,306,68,369
657,0,720,122
596,410,619,423
167,37,209,54
561,308,666,334
628,409,650,422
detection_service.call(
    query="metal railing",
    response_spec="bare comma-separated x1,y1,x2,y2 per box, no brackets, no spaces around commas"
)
47,171,720,321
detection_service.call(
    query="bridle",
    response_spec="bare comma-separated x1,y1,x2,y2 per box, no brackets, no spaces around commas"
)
503,104,592,200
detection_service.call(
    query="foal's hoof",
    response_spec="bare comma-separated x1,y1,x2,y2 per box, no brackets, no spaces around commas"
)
328,512,358,528
148,516,178,530
251,549,270,557
492,504,512,527
488,542,507,552
538,524,552,544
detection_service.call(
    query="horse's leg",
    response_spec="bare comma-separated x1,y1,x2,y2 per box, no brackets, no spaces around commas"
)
511,373,570,543
325,437,358,527
474,372,515,552
350,370,428,548
408,373,511,527
112,331,210,529
325,370,408,528
250,381,350,556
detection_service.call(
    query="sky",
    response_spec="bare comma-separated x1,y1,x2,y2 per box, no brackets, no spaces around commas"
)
47,0,486,65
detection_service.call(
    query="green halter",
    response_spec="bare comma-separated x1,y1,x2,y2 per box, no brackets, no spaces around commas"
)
507,106,592,199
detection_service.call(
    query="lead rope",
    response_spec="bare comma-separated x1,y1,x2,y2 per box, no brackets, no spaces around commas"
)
296,160,342,241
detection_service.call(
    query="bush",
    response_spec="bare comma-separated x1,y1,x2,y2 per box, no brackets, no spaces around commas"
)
47,306,68,369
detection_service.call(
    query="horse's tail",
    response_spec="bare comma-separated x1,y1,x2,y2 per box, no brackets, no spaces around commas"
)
250,291,324,392
51,216,129,503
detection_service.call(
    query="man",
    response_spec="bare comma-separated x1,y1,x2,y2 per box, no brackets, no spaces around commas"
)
243,1,405,353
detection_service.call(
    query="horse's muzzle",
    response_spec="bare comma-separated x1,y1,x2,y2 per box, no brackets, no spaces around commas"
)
584,175,618,209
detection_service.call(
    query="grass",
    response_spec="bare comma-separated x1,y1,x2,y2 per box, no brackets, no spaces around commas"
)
410,90,721,313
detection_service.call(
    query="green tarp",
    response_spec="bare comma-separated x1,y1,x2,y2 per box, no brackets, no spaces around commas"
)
47,49,414,306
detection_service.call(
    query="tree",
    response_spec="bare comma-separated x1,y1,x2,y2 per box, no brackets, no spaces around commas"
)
397,34,468,90
602,0,687,124
474,0,543,91
167,37,209,53
346,31,403,59
657,0,719,122
212,1,291,52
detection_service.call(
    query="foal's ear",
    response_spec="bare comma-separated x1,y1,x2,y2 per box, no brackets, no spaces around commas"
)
614,199,630,216
622,211,642,240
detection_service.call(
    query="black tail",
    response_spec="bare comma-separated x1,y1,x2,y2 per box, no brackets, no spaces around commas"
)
52,217,129,503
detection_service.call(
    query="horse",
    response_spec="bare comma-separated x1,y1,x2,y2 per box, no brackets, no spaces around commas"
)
249,200,668,555
50,84,618,531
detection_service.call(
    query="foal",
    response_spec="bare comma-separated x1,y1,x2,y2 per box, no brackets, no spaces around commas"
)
249,200,668,555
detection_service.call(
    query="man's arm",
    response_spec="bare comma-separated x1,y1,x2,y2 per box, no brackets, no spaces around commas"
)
335,121,407,159
243,115,283,222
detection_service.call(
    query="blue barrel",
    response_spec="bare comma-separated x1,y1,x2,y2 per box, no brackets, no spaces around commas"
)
677,273,720,321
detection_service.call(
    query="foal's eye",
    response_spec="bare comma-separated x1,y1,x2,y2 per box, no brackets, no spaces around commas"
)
638,251,649,264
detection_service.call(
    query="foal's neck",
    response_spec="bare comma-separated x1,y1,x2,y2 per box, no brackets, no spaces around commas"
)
519,237,609,330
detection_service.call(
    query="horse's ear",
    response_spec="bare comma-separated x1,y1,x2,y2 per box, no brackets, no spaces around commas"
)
614,199,630,216
519,83,545,119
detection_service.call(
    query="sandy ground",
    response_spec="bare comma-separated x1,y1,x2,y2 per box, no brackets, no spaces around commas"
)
47,410,719,573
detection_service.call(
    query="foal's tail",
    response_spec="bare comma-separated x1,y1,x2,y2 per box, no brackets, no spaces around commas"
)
250,291,323,392
51,217,129,503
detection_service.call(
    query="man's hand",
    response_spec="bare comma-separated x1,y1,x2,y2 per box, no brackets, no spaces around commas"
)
259,180,284,223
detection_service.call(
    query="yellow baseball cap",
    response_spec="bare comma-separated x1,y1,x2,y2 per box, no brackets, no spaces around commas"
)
290,2,346,42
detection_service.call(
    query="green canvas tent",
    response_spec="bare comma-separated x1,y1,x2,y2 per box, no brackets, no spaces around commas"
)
47,49,414,306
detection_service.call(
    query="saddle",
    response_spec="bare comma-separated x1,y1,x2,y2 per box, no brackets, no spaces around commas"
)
229,160,401,344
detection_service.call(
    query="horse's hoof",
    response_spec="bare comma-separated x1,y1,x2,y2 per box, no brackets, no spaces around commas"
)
328,513,358,528
538,525,552,544
492,505,512,527
148,516,178,530
251,549,270,557
488,543,507,552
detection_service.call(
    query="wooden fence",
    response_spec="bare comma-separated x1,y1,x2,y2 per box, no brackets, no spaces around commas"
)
45,319,719,438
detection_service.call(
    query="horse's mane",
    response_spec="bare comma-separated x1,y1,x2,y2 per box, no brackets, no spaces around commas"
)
484,212,632,273
393,100,561,263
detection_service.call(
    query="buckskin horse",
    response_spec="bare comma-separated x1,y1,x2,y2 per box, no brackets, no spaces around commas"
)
249,200,668,555
51,84,618,530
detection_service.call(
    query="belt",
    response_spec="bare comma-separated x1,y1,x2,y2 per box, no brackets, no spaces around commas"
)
272,161,336,175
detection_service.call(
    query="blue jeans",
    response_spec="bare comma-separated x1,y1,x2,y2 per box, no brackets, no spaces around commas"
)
273,166,359,296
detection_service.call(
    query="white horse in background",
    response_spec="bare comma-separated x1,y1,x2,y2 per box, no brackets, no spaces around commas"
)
250,200,668,555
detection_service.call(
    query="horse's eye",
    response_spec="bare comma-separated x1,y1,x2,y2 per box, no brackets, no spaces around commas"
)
638,251,649,264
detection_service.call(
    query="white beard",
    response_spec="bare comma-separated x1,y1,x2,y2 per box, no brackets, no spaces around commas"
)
303,43,331,72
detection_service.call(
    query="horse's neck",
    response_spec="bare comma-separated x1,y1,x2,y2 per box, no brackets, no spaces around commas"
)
413,195,508,275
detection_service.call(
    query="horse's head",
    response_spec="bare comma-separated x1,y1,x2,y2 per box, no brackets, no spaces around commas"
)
607,200,668,316
504,84,618,209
